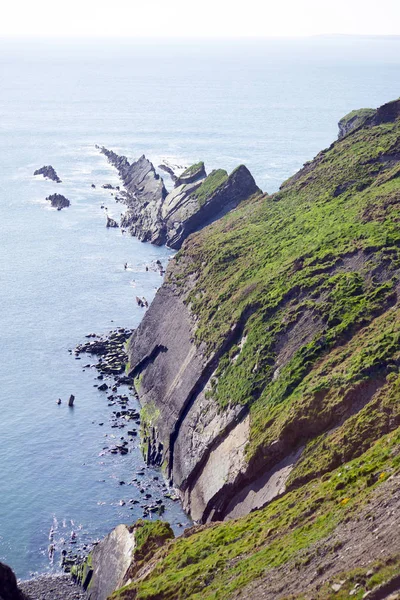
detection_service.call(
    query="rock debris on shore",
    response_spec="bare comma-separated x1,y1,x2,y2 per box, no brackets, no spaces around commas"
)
20,574,87,600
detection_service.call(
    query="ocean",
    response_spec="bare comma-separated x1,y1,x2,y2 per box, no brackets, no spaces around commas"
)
0,35,399,579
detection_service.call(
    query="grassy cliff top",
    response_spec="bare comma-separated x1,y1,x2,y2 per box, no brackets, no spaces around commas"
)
112,100,400,599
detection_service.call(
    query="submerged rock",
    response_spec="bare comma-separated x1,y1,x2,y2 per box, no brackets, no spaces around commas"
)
34,165,62,183
46,193,70,210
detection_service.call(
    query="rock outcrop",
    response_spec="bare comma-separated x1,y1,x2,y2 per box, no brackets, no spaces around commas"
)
46,193,70,210
0,561,25,600
98,147,168,244
34,165,61,183
106,215,119,228
98,147,259,249
338,99,400,139
72,521,173,600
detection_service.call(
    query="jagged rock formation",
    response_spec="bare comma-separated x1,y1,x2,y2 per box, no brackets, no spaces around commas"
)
46,193,70,210
98,147,259,249
0,561,26,600
34,165,61,183
98,147,168,244
71,521,173,600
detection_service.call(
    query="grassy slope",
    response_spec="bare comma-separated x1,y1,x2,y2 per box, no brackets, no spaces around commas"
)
112,108,400,598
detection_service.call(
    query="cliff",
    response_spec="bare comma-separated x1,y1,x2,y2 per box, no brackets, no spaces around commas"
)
99,147,259,249
112,97,400,597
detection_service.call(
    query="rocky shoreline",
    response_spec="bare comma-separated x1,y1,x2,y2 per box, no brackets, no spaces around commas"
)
20,574,87,600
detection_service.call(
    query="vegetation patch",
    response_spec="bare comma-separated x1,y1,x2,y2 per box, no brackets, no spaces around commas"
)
191,169,228,206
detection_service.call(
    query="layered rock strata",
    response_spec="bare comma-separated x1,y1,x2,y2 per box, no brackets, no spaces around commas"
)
127,97,400,527
98,147,259,249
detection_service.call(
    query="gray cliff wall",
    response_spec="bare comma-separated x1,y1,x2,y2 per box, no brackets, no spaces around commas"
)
128,260,257,523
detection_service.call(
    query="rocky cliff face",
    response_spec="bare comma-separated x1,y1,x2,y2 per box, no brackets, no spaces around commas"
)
127,97,400,533
99,147,259,249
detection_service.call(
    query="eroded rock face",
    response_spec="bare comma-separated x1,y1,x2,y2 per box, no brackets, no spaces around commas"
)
128,264,258,524
46,193,70,210
0,561,25,600
99,147,259,249
34,165,61,183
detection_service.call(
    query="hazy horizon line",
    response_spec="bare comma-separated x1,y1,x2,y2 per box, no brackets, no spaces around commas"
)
1,33,400,42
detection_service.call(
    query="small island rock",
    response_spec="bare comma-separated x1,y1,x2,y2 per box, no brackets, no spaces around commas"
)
46,193,70,210
34,165,62,183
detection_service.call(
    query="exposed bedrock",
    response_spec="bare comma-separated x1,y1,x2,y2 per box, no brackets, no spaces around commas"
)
128,259,287,524
98,147,259,249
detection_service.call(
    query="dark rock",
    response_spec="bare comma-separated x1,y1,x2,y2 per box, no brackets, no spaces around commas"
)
68,394,75,407
158,163,178,183
91,184,96,188
34,165,61,183
102,184,115,189
46,193,70,210
98,383,108,391
0,561,25,600
106,215,119,228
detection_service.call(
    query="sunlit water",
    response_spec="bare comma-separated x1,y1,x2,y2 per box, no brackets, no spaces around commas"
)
0,35,400,579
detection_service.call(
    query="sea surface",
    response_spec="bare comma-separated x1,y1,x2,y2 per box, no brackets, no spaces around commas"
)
1,35,400,579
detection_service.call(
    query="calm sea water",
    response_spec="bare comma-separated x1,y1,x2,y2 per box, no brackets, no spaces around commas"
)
1,36,400,579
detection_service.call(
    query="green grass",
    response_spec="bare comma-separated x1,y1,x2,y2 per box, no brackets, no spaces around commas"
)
168,116,400,465
179,162,205,179
191,169,228,206
110,427,400,599
131,520,174,564
112,107,400,599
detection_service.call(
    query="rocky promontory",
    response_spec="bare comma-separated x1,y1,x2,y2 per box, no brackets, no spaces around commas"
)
34,165,62,183
127,97,400,532
46,193,70,210
98,146,259,249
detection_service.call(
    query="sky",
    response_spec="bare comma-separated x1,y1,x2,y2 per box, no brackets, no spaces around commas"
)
0,0,399,38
